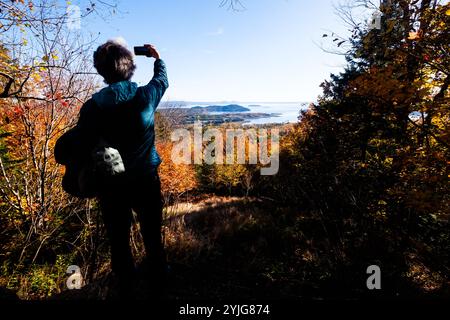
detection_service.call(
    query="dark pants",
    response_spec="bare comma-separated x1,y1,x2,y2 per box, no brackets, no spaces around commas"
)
98,171,166,298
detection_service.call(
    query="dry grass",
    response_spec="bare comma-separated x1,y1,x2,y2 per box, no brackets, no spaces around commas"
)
46,195,450,300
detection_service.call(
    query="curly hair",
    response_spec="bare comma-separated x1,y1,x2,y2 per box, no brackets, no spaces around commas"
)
93,41,136,84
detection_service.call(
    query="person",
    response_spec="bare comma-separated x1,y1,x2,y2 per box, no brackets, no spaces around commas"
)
76,40,169,299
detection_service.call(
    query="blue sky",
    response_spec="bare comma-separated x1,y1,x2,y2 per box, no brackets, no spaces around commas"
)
85,0,350,102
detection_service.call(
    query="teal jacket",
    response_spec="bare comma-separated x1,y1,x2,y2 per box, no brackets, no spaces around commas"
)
77,59,168,177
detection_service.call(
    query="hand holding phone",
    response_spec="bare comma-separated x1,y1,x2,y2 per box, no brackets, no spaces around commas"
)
134,44,160,59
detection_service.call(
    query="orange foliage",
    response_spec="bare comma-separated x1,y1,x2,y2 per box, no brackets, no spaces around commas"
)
157,141,197,196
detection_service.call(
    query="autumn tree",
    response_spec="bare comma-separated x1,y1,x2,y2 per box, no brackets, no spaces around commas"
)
0,0,117,297
269,0,450,293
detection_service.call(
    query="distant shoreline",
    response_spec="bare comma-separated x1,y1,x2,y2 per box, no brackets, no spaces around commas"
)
159,104,282,125
159,102,308,125
163,101,307,106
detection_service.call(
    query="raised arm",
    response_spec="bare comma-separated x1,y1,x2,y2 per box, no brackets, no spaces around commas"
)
142,44,169,110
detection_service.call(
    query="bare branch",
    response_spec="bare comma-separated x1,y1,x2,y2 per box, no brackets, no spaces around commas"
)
219,0,246,11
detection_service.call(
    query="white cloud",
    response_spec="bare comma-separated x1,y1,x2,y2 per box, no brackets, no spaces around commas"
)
206,27,224,36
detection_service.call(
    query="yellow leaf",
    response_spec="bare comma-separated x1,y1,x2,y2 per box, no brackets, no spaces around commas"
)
446,9,450,16
408,31,420,40
32,73,41,82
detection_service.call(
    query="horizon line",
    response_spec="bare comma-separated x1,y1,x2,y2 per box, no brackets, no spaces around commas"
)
164,100,312,104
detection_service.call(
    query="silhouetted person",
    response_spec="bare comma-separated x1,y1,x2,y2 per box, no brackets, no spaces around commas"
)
76,40,168,298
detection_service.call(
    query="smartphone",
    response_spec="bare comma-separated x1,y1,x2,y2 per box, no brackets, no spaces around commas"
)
134,46,148,56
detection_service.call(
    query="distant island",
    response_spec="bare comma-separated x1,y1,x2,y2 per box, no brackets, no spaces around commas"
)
159,104,278,125
190,104,250,113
